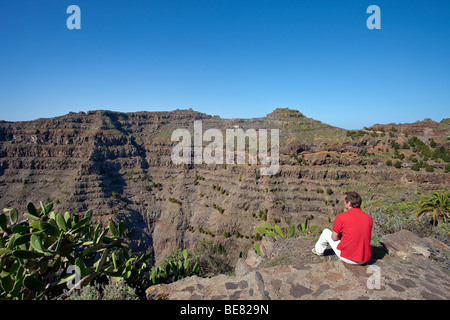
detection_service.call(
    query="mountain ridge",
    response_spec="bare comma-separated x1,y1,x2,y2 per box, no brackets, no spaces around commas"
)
0,107,448,130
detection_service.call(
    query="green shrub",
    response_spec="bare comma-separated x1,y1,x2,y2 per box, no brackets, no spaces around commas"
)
258,209,268,221
362,195,449,245
408,136,432,159
390,141,400,149
424,163,434,172
191,239,231,277
431,146,450,162
168,197,182,205
212,203,224,214
67,279,139,300
111,191,121,199
430,139,437,148
193,171,205,185
393,151,405,160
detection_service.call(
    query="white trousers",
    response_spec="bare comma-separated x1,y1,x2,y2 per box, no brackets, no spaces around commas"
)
314,228,366,265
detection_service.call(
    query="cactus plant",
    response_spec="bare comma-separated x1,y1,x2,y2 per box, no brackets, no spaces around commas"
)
255,223,287,240
274,225,285,238
0,201,151,300
0,201,201,300
148,248,200,285
0,213,7,232
287,225,295,238
254,242,261,256
23,275,45,293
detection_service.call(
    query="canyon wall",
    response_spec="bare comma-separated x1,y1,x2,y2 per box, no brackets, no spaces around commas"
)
1,108,448,266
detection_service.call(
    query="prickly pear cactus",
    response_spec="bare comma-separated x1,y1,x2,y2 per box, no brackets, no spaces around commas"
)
0,201,150,300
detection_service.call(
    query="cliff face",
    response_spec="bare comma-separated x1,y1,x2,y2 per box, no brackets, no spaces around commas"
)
0,109,449,266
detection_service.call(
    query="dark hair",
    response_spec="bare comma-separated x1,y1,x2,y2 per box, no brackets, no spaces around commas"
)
344,192,362,208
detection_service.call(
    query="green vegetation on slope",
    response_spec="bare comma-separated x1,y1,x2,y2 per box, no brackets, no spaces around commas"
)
0,201,198,300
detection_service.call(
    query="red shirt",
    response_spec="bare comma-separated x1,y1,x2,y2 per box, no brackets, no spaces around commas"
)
333,208,373,262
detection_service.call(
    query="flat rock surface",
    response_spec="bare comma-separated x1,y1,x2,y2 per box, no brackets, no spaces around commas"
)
146,231,450,300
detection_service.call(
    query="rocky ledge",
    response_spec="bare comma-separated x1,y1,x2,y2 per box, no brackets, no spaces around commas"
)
146,230,449,300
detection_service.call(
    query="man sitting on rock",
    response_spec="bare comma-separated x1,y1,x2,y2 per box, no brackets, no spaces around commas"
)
312,191,372,265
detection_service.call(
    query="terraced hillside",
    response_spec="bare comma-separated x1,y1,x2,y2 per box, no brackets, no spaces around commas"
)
0,108,449,266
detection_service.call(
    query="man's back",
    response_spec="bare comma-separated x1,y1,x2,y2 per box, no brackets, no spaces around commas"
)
333,208,373,262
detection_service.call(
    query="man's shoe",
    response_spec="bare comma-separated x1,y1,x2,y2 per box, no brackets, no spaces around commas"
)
312,248,323,256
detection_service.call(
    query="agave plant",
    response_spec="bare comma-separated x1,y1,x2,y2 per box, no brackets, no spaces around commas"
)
416,190,450,225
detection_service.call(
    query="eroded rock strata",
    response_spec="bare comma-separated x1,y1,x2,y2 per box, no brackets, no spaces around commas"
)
1,109,449,266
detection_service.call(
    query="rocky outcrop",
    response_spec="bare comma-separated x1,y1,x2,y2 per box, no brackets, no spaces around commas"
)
146,230,450,300
371,118,450,139
266,108,305,119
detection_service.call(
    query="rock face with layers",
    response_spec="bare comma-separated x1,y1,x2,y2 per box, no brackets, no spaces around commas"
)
0,109,449,266
146,230,450,300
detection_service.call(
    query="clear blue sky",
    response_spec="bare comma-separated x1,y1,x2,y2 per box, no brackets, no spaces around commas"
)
0,0,449,129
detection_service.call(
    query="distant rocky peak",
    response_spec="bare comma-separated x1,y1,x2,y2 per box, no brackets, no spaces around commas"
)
266,108,305,119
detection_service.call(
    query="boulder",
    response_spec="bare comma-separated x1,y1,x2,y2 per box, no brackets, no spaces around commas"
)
260,237,275,258
234,258,251,276
244,249,263,269
380,229,430,260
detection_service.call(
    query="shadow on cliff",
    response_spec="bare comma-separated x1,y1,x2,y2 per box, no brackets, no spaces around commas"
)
93,160,127,198
117,210,155,264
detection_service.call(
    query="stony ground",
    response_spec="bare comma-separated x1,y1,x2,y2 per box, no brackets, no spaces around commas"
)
146,230,450,300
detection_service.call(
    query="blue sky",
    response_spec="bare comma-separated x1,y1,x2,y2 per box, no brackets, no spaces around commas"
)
0,0,449,129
